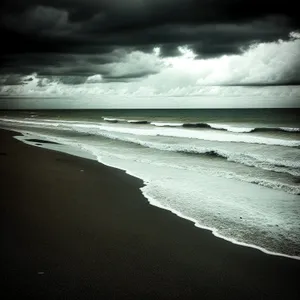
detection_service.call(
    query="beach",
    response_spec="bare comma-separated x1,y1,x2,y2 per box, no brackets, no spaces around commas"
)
1,128,300,299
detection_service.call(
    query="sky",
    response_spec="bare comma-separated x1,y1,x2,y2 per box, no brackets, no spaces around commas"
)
0,0,300,108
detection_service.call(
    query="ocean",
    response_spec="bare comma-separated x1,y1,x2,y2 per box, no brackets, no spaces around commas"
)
1,108,300,259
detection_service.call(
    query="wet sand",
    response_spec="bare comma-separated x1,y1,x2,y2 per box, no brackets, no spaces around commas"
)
0,129,299,299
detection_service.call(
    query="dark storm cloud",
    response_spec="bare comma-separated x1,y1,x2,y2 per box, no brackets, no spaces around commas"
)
0,74,25,85
0,48,162,82
0,0,299,81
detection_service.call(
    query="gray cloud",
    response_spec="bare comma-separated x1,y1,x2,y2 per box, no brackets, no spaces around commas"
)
0,0,299,83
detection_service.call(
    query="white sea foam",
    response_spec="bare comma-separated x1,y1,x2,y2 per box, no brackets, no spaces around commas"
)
150,122,184,127
103,117,125,122
208,123,255,133
280,127,300,132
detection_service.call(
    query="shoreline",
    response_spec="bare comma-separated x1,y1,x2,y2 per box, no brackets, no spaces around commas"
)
1,128,300,299
11,127,300,260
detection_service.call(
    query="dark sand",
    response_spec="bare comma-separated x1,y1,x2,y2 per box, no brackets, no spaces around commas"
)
0,129,299,299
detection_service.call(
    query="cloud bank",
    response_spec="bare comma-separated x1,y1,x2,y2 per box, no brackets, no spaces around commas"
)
0,1,299,108
1,32,299,99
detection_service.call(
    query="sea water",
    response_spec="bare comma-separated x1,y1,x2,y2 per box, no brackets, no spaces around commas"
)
1,108,300,259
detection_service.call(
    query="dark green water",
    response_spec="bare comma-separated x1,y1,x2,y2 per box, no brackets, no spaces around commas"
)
1,108,300,127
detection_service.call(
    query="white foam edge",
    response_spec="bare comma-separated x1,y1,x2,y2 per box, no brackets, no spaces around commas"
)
208,123,255,133
127,120,148,123
99,160,300,262
6,127,300,261
279,127,300,132
150,122,184,127
103,117,125,122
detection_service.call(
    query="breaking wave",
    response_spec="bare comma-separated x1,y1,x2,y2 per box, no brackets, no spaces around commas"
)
1,117,300,148
70,128,300,192
103,118,300,134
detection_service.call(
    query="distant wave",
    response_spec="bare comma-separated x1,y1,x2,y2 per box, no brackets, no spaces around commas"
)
2,117,300,147
103,117,123,123
127,120,149,124
103,117,148,124
209,124,300,133
103,118,300,134
96,126,300,147
150,122,184,127
151,122,300,133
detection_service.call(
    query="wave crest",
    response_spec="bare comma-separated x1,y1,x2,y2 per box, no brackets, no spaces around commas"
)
104,118,300,134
